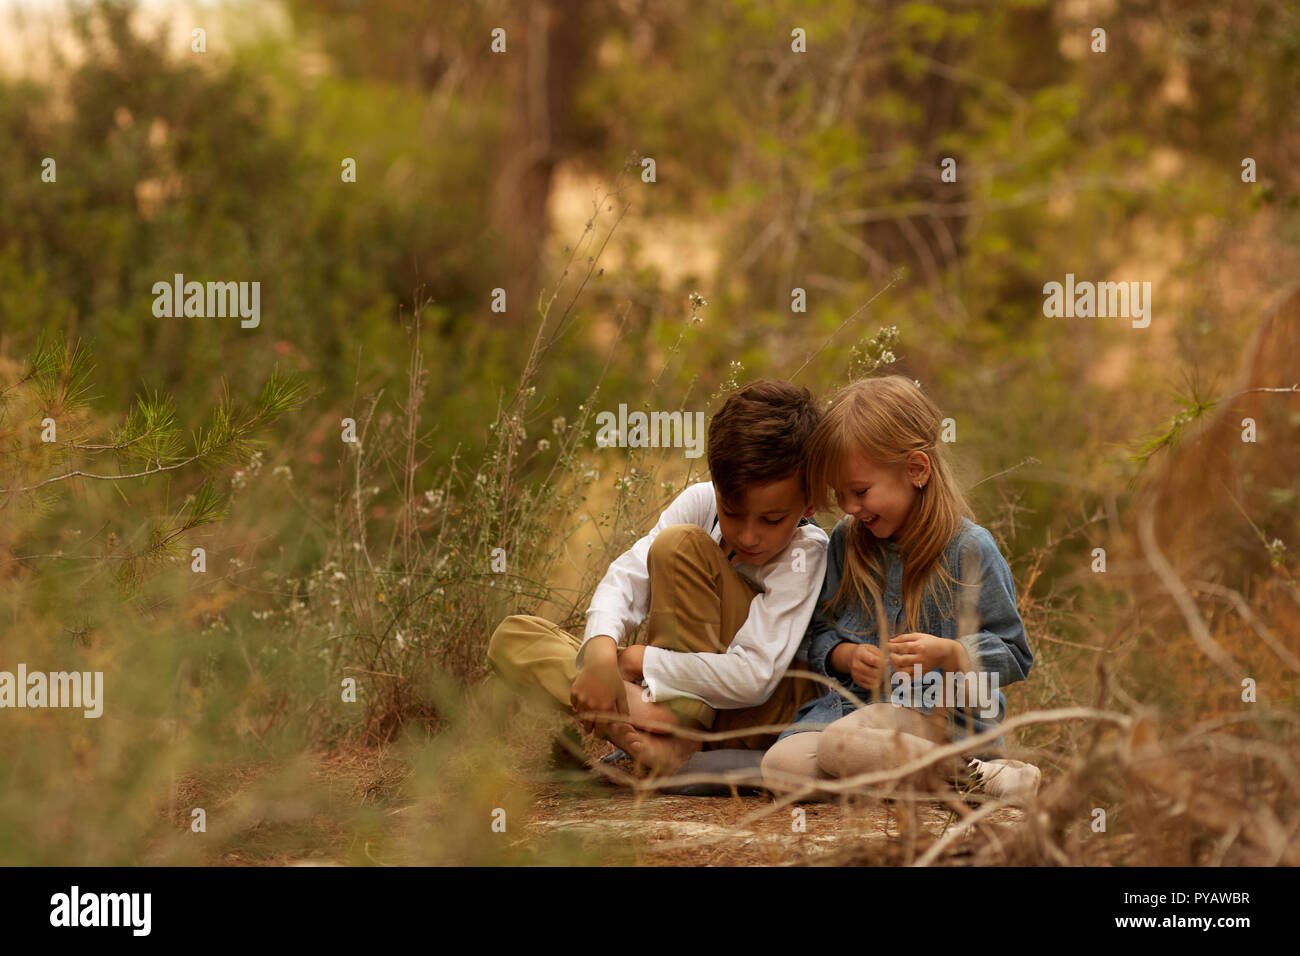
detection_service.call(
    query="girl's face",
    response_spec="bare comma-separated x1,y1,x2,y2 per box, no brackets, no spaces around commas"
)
834,450,929,540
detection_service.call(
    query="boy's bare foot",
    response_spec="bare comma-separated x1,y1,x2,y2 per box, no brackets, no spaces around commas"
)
608,721,700,776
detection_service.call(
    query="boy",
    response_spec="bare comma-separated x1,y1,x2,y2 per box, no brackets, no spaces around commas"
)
487,380,828,774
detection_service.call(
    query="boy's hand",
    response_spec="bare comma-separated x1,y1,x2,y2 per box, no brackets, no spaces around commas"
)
888,633,956,674
848,643,884,690
617,644,646,683
570,637,628,735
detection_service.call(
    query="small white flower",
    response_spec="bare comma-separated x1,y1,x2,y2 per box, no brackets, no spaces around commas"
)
537,439,551,452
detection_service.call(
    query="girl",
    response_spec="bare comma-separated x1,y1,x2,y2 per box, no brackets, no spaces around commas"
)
760,376,1040,801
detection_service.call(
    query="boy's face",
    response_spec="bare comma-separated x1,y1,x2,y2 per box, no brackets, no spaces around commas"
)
715,475,815,566
833,450,929,540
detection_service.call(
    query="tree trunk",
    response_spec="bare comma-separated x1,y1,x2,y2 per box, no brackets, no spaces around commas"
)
488,0,595,324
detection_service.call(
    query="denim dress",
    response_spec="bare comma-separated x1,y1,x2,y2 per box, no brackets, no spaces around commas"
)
780,516,1033,757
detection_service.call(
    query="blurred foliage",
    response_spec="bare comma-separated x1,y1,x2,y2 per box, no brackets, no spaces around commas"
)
0,0,1295,864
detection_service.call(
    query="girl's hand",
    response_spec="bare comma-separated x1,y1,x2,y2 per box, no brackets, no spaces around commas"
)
848,643,884,690
888,633,956,675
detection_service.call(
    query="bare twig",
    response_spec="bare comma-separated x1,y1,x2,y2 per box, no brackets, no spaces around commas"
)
1136,500,1243,677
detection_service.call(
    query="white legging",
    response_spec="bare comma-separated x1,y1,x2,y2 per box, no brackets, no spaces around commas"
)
760,702,952,801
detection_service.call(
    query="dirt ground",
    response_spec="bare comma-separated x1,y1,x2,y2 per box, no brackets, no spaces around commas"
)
521,779,1029,866
170,739,1032,866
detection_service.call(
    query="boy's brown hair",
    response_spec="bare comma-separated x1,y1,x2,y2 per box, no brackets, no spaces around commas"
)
707,380,822,506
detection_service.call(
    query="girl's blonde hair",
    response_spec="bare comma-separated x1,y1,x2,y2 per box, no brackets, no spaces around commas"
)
806,375,973,636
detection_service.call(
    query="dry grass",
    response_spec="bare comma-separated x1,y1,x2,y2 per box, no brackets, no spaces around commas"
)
244,231,1297,868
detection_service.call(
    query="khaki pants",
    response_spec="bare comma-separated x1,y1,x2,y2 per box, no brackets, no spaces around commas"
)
487,524,818,750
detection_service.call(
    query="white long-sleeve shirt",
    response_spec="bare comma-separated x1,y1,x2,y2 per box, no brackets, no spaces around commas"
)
581,481,829,709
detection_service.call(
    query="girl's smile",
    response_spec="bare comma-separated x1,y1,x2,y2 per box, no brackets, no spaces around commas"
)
834,451,929,539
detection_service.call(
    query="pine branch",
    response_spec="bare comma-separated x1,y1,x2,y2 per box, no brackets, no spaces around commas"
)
2,365,306,494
